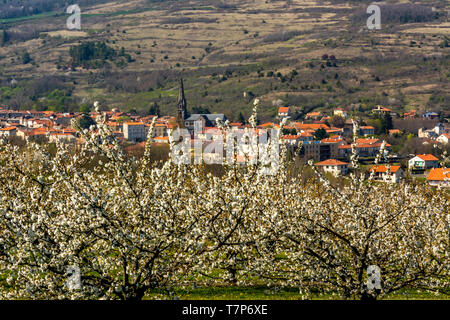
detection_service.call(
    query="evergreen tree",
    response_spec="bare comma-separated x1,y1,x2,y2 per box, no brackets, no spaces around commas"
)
0,29,9,46
149,102,160,116
384,113,393,132
314,128,329,140
22,51,31,64
238,112,246,124
78,113,96,130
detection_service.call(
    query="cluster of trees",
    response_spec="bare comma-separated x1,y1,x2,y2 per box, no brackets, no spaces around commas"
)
0,76,77,112
0,104,448,300
69,42,123,69
367,113,393,135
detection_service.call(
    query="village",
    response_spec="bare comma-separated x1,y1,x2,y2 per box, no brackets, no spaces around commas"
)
1,81,449,188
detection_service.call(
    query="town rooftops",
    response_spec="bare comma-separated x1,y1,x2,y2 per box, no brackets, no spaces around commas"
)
293,122,330,130
355,138,380,144
282,135,300,140
315,159,349,166
124,122,144,126
321,137,344,144
259,122,279,128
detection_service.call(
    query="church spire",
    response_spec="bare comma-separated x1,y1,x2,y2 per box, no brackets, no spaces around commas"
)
177,78,188,126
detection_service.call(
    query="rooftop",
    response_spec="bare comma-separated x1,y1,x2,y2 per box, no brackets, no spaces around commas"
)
315,159,349,166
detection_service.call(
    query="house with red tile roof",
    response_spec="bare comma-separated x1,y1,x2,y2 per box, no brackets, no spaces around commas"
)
389,129,402,136
403,110,416,118
359,126,375,136
278,106,290,119
305,111,322,120
408,154,439,170
282,135,302,147
0,126,17,137
292,122,330,131
369,165,404,183
153,136,169,144
338,139,391,158
426,168,450,188
372,105,395,116
315,159,349,176
123,122,146,142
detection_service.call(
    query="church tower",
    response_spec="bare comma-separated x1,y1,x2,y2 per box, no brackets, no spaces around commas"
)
177,78,188,127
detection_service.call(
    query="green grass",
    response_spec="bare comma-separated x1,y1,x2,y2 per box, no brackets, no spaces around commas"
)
145,286,450,300
0,11,59,24
0,7,158,24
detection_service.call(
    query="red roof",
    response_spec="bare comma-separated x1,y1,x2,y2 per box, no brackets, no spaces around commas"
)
322,138,344,144
0,127,17,131
427,168,450,181
293,123,330,130
259,122,278,128
355,138,380,144
278,107,290,113
370,165,401,173
282,135,300,140
315,159,349,166
417,154,439,161
338,142,390,149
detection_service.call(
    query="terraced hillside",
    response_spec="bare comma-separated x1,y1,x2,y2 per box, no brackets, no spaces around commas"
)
0,0,448,121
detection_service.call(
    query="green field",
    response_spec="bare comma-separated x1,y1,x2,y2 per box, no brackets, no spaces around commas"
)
146,286,449,300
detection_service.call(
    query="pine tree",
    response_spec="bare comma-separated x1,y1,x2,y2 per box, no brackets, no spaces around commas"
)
0,30,9,46
238,112,246,124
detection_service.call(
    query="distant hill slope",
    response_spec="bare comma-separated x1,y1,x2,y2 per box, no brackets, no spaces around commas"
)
0,0,448,121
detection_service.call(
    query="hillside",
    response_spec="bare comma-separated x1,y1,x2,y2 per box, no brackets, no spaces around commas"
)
0,0,449,122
